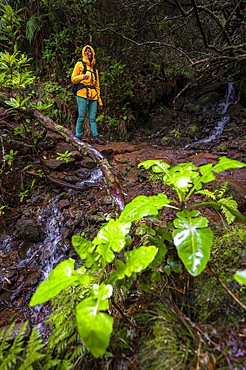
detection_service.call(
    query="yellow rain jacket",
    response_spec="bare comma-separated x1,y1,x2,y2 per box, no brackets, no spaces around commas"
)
71,45,103,106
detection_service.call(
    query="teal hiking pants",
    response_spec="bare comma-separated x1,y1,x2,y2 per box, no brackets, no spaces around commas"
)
75,97,98,138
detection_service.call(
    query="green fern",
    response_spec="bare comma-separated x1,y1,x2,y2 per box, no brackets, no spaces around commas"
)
26,15,40,44
42,285,88,366
214,182,229,199
136,304,193,369
17,327,44,369
196,183,240,224
0,324,13,359
196,188,216,200
218,197,238,224
0,287,89,369
0,322,29,370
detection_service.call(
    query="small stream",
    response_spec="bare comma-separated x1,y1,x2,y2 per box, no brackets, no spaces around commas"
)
30,167,104,322
37,197,65,279
0,166,105,327
186,81,236,147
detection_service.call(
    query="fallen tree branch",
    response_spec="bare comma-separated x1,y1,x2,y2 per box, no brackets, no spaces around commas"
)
26,170,99,190
209,266,246,311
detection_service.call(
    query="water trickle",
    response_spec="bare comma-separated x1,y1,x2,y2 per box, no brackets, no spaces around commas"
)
30,196,66,323
186,81,236,147
37,196,65,279
76,167,103,187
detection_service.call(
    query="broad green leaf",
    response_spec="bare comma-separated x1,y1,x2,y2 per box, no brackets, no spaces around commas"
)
165,162,199,191
93,220,131,264
29,259,78,306
72,234,100,268
92,283,113,301
76,297,113,358
138,159,170,173
234,270,246,285
173,175,192,189
168,162,198,178
213,156,246,173
172,211,213,276
96,243,115,263
199,163,215,183
93,219,131,253
124,246,158,276
108,246,158,281
162,163,199,202
119,194,171,223
188,164,214,196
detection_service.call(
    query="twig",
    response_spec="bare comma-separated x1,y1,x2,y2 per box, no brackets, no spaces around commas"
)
209,265,246,310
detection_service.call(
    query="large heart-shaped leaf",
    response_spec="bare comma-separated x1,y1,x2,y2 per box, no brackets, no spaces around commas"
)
172,210,213,276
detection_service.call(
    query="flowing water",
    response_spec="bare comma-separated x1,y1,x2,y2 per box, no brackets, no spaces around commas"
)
76,167,103,187
37,196,65,279
186,81,236,147
30,168,104,323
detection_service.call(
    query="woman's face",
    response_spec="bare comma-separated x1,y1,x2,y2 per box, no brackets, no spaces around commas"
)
85,48,92,59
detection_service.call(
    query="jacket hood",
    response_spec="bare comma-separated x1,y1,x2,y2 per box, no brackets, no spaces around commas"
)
82,45,96,67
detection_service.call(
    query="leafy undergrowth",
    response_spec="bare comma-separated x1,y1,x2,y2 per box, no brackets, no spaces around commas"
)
1,156,246,369
1,225,246,369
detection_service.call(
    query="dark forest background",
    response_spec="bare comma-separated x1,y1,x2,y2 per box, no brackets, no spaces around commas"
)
1,0,246,137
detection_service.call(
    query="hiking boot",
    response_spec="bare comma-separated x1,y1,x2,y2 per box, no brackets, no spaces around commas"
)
94,136,104,144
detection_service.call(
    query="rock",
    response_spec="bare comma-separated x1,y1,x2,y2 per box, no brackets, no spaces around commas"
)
23,271,42,287
42,157,75,171
57,199,71,210
16,218,45,242
197,92,221,107
76,168,91,179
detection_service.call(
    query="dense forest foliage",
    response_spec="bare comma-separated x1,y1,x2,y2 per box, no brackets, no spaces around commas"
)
1,0,246,132
1,1,246,369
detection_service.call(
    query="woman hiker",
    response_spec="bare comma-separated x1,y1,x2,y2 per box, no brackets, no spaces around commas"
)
71,45,104,144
